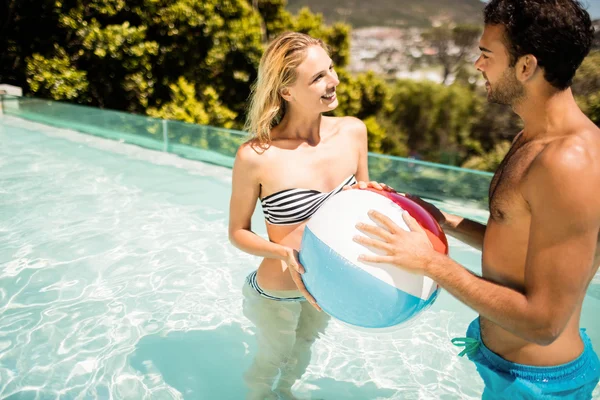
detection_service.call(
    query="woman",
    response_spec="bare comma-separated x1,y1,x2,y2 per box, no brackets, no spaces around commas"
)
228,32,369,400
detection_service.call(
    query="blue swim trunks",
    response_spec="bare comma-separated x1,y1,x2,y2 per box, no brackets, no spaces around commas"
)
452,318,600,399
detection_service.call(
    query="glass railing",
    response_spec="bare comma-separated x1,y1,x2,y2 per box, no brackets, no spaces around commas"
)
1,95,493,211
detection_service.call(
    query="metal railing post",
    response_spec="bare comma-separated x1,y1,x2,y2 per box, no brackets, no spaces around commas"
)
162,119,169,152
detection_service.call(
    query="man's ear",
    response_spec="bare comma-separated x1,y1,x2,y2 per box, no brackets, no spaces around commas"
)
516,54,538,82
280,87,293,102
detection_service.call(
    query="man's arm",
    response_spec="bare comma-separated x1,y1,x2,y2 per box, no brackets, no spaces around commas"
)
427,143,599,344
442,214,487,252
406,134,529,251
407,195,487,251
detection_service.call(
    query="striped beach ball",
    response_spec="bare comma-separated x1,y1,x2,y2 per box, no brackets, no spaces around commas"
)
299,188,448,330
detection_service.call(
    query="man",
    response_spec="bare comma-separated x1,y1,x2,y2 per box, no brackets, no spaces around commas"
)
351,0,600,398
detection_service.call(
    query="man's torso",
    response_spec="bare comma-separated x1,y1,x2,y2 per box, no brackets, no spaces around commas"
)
481,128,600,365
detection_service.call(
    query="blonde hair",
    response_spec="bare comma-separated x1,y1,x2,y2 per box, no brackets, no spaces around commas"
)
245,32,329,147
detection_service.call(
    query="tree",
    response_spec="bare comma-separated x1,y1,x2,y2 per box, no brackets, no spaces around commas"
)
147,77,237,128
383,79,480,163
331,69,406,153
136,0,265,119
1,0,351,129
251,0,294,41
26,46,89,101
1,0,265,122
573,50,600,126
461,140,512,171
421,23,481,84
291,7,351,68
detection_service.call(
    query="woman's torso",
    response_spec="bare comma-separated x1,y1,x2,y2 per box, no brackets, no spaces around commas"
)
255,117,363,290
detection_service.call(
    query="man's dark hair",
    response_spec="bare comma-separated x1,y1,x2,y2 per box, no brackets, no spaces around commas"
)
484,0,595,90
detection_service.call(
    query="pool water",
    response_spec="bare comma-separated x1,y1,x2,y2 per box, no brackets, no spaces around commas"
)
1,116,599,399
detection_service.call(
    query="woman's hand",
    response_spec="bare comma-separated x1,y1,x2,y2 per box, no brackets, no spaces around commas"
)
284,248,321,311
343,180,397,193
343,182,448,228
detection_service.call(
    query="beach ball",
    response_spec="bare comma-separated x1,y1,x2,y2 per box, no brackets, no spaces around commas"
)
299,188,448,330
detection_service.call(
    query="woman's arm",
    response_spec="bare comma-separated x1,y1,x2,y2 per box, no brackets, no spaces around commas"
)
228,144,291,260
228,143,320,307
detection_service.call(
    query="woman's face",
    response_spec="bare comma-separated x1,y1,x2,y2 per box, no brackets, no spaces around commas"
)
286,45,340,113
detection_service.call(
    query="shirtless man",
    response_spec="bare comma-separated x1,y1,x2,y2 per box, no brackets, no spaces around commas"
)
348,0,600,398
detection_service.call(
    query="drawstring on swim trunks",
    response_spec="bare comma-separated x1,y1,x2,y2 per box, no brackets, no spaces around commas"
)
451,337,480,357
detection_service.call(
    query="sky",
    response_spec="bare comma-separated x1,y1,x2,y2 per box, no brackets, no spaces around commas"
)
586,1,600,19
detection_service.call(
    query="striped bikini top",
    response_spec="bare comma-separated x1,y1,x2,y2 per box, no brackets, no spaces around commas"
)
260,174,357,226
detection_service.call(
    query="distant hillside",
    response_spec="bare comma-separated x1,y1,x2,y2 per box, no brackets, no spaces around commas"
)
287,0,486,28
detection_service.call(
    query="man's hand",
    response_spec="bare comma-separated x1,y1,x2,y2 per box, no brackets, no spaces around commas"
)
284,248,321,311
353,210,436,275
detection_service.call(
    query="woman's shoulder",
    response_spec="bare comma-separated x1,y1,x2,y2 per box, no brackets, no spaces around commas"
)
327,115,366,133
235,138,276,166
326,116,367,143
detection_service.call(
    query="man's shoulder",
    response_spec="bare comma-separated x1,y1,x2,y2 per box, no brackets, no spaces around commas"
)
525,127,600,208
534,127,600,176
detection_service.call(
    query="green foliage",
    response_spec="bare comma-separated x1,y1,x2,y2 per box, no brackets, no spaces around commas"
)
1,0,350,128
291,8,351,68
583,94,600,126
384,79,479,162
252,0,294,40
1,0,265,120
461,140,511,171
147,77,237,128
332,69,404,153
333,70,390,119
374,117,410,157
139,0,264,120
573,51,600,126
26,46,88,100
321,23,352,69
363,117,387,153
253,2,351,68
573,51,600,96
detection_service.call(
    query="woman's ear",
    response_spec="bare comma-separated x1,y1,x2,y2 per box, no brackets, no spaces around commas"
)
280,87,293,102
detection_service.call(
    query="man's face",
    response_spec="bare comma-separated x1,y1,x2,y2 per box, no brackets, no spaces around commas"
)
475,24,525,106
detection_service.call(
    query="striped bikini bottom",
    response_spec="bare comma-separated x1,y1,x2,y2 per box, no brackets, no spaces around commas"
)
245,270,306,302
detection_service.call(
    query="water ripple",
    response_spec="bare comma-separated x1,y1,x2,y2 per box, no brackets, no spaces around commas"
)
1,117,598,400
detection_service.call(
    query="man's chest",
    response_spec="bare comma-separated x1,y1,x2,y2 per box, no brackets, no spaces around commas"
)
489,140,547,222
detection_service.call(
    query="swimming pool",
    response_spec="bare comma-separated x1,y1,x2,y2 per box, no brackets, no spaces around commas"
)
1,115,599,399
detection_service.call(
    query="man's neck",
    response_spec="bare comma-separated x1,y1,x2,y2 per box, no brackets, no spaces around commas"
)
514,87,582,140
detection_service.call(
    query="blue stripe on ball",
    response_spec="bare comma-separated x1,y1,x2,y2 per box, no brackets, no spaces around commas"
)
300,227,438,329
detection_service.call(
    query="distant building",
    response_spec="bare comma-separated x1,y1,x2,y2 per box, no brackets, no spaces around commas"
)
348,27,448,83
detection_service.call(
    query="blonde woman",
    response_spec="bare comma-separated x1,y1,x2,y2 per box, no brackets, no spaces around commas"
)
228,32,369,399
